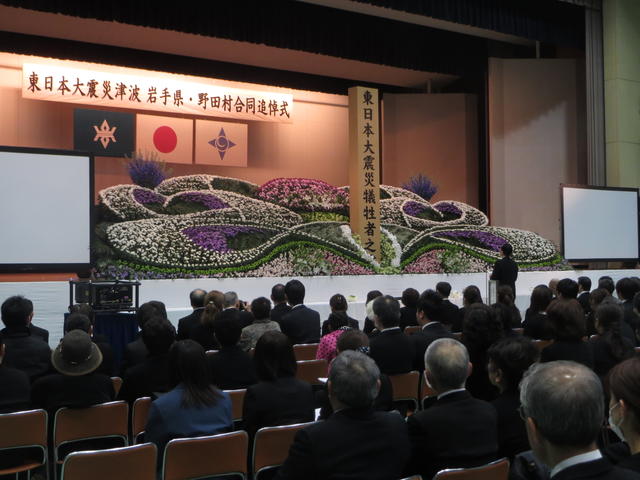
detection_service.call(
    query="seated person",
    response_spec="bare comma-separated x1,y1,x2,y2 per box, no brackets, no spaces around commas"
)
453,285,483,332
189,291,223,351
120,300,167,374
276,351,410,480
0,334,30,413
321,294,359,336
176,289,207,341
399,288,419,331
145,340,232,467
436,281,459,328
492,285,522,332
279,280,321,345
242,331,315,438
410,289,454,372
208,310,257,389
239,297,281,351
65,313,115,376
369,296,414,375
406,338,498,479
316,308,353,367
523,285,553,339
118,316,175,403
0,295,51,381
590,302,635,378
363,290,383,335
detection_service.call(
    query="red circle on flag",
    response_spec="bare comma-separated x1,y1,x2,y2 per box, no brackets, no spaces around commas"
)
153,126,178,153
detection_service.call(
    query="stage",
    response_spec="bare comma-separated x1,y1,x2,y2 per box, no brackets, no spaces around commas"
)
0,269,636,348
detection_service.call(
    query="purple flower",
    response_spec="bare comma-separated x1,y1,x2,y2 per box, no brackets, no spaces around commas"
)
403,201,431,217
402,174,438,201
133,189,166,205
182,226,260,252
434,230,507,252
126,157,168,188
434,202,462,217
175,192,229,210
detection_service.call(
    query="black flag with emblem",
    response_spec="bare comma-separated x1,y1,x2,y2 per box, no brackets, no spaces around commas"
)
73,108,134,157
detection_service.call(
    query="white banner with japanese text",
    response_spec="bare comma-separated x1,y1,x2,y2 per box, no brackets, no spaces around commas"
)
22,63,293,123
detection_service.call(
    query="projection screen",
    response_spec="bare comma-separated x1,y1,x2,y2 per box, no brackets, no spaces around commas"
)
0,146,93,272
561,185,639,261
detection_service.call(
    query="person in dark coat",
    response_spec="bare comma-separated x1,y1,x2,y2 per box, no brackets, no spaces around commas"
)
436,282,459,328
120,300,167,374
523,285,553,339
0,334,30,413
270,284,292,326
410,289,454,372
369,296,414,375
617,278,640,332
176,288,206,340
363,290,383,335
65,313,115,376
279,280,320,345
0,295,51,381
590,302,634,378
453,285,483,333
520,361,640,480
577,276,592,316
189,290,223,351
406,338,499,479
276,350,410,480
490,243,518,297
399,288,419,331
320,294,359,336
223,291,254,329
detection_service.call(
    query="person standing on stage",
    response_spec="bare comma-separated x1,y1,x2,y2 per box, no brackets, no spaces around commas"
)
491,243,519,297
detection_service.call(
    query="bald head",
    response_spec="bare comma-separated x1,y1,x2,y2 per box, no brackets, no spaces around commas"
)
424,338,470,392
190,289,206,309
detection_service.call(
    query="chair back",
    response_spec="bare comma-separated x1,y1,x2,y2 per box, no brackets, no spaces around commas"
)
205,350,219,356
419,373,437,409
225,389,247,422
295,359,328,385
162,431,248,480
293,343,319,361
404,326,421,336
132,397,152,444
512,328,524,336
532,339,553,352
452,332,463,340
434,458,509,480
0,409,48,475
388,371,420,411
111,377,123,397
61,443,156,480
252,422,314,479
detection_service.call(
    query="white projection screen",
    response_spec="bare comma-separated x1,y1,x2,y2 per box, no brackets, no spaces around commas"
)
562,185,639,261
0,147,93,272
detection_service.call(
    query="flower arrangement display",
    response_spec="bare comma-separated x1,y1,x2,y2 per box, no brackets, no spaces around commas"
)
94,174,564,279
401,173,438,201
125,151,171,189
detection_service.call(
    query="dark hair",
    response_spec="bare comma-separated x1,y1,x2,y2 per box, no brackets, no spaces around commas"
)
634,291,640,313
271,284,287,303
462,304,503,352
493,303,518,333
337,330,369,352
285,279,305,305
251,297,271,321
501,243,513,257
65,313,92,334
169,340,222,408
595,303,634,363
497,285,515,307
463,285,483,306
329,294,348,312
578,277,592,292
529,285,553,314
401,288,419,309
488,337,539,392
366,290,383,303
417,289,442,322
589,288,611,310
327,312,350,332
598,276,615,295
616,278,638,301
372,295,400,328
557,279,579,299
189,289,207,308
142,316,176,355
69,303,94,319
1,295,33,329
201,290,224,328
436,282,452,298
213,310,242,347
547,299,585,341
609,357,640,430
253,331,296,381
137,301,167,329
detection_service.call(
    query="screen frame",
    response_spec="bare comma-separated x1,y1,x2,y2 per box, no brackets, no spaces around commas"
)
0,145,95,273
560,184,640,263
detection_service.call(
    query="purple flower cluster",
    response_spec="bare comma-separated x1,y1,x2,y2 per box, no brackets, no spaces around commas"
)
402,174,437,201
182,226,259,252
256,178,349,211
126,157,168,188
434,202,462,217
133,189,166,205
403,201,429,217
434,230,507,252
175,192,229,210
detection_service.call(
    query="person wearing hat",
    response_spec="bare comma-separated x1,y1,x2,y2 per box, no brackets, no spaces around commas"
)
31,330,114,412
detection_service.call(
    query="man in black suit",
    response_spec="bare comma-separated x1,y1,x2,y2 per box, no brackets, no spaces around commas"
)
407,338,498,479
519,361,640,480
223,291,254,329
176,289,206,340
0,295,51,381
436,282,459,328
558,278,579,300
270,284,292,326
120,300,167,374
276,350,410,480
369,295,414,374
577,277,592,316
411,290,454,372
617,278,640,331
490,243,518,297
0,335,30,413
399,288,419,331
279,280,320,345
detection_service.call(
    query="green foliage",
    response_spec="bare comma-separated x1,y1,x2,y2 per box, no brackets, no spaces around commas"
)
290,246,332,275
163,199,210,215
226,229,274,251
211,177,258,197
300,212,349,223
381,224,417,248
437,249,473,273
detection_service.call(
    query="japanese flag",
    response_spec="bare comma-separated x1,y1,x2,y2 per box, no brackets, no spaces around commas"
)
136,114,193,164
195,119,248,167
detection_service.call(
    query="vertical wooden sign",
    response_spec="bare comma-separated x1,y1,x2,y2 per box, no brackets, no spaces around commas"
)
349,86,381,261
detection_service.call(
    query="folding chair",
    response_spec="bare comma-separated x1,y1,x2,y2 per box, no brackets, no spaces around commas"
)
60,443,156,480
224,389,247,423
111,377,123,397
398,476,423,480
162,431,248,480
132,397,152,444
433,458,509,480
388,371,420,413
0,409,48,479
252,422,314,479
295,359,328,385
293,343,319,361
53,401,129,479
404,326,421,336
205,350,219,357
512,328,524,336
532,339,553,352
